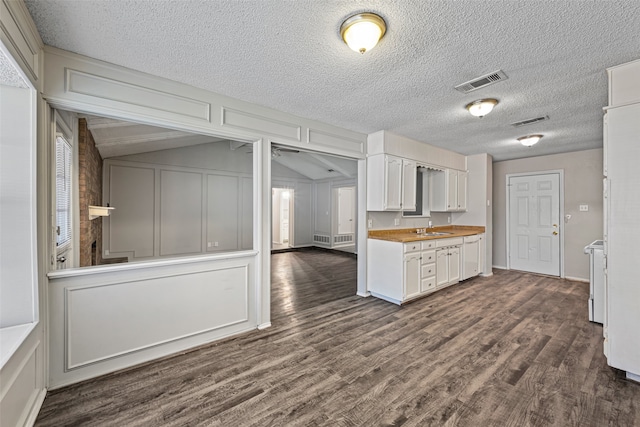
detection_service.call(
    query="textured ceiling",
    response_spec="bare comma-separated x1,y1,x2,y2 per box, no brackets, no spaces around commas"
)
25,0,640,161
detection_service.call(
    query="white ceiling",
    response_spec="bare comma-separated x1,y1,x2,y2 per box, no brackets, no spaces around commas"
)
25,1,640,161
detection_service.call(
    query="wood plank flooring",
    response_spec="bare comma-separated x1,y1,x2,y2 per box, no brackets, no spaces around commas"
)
35,250,639,426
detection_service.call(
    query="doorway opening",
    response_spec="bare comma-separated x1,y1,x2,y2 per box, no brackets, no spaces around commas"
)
270,144,359,320
272,188,294,251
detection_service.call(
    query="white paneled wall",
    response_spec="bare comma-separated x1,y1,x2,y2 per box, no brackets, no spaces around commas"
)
104,159,253,261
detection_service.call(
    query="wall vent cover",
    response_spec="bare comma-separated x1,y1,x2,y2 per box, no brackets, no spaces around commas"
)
454,70,508,93
511,115,550,127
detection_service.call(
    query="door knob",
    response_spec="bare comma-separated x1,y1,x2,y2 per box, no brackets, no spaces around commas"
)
553,231,558,235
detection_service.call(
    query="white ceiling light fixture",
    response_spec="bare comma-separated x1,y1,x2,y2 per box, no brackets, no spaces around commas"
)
465,98,499,118
518,134,543,147
340,13,386,54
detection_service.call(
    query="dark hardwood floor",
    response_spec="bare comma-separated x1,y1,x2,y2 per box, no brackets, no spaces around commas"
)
35,251,640,426
270,248,357,322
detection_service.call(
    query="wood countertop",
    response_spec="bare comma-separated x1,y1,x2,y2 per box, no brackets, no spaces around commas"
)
368,225,485,243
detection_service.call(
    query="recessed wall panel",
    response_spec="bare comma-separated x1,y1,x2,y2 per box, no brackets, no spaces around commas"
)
66,69,211,122
108,165,154,257
160,170,202,256
65,265,249,369
207,175,239,252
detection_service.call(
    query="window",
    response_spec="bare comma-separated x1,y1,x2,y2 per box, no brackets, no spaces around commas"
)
56,135,72,248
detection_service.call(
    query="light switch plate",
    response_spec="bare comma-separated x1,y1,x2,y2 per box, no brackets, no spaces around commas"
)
394,218,400,226
579,204,589,212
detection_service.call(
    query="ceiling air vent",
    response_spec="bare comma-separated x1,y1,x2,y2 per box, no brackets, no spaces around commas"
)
511,115,550,127
454,70,508,93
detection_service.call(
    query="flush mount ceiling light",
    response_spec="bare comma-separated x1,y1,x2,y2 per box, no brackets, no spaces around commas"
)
465,98,499,118
340,12,386,54
518,134,543,147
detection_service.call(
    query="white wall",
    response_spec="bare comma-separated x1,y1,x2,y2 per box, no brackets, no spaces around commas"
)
0,3,47,423
0,85,37,327
493,149,603,280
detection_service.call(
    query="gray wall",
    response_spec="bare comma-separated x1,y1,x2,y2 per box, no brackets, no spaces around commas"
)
493,148,603,280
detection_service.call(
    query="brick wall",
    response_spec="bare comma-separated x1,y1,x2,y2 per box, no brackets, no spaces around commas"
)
78,118,103,267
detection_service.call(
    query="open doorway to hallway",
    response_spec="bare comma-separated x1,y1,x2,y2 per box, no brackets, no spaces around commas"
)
270,144,359,319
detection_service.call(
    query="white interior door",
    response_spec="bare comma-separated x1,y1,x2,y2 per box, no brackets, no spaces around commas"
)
508,173,561,276
337,186,355,235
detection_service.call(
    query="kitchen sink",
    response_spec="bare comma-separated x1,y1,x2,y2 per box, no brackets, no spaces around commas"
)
421,232,452,236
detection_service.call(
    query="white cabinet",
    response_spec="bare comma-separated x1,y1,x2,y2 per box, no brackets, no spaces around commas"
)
462,234,480,280
367,154,417,211
368,235,472,305
404,252,422,300
435,237,462,287
402,159,417,211
430,169,467,212
603,93,640,379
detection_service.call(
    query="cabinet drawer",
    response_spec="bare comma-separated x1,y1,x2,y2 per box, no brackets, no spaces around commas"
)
421,250,436,264
421,240,436,250
421,276,436,293
404,242,421,253
421,263,436,278
436,237,464,247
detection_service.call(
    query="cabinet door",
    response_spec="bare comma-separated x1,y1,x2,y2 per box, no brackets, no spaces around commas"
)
448,247,461,283
402,159,417,211
404,254,421,299
457,171,468,211
385,156,403,210
436,249,449,287
447,169,457,211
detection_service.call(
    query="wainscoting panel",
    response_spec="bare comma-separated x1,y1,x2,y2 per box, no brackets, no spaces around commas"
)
159,170,202,256
107,164,155,258
66,69,211,122
221,107,301,141
48,254,257,388
308,128,364,154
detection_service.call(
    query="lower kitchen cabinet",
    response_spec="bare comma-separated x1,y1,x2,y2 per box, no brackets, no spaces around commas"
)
435,239,461,287
404,252,422,300
368,236,465,305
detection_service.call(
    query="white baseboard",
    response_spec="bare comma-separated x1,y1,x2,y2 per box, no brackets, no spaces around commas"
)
257,322,272,330
492,265,507,270
626,371,640,383
564,276,589,283
24,388,47,427
480,272,493,277
357,291,371,298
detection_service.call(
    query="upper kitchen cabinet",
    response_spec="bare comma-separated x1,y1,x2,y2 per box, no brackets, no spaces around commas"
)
430,168,468,212
367,154,416,211
607,58,640,107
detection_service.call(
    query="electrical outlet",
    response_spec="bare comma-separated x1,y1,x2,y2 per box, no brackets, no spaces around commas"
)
447,216,451,224
207,242,212,248
214,241,219,247
579,204,589,212
367,219,373,228
394,218,400,226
